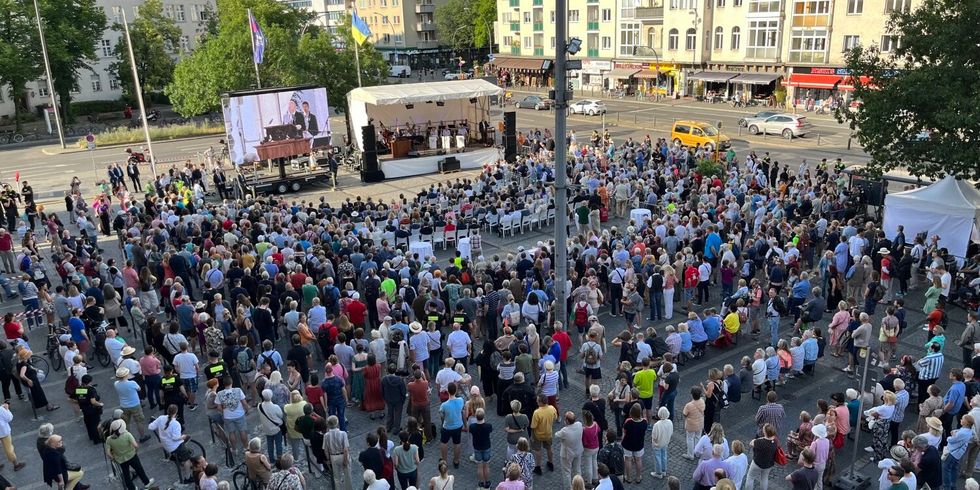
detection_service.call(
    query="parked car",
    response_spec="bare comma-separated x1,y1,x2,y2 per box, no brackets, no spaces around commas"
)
516,95,551,110
389,65,412,78
738,111,782,127
670,120,730,152
745,114,812,139
568,99,607,116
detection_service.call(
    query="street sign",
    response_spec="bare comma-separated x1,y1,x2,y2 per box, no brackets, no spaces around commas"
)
85,133,95,143
87,142,96,151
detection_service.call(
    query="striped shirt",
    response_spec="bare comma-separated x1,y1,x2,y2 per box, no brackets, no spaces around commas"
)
755,402,785,436
482,290,500,316
891,389,910,423
916,352,945,381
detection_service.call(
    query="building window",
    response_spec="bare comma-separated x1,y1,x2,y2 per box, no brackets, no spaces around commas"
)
731,26,741,49
380,0,386,6
175,4,185,21
620,2,635,19
880,35,902,52
503,35,513,46
667,28,679,50
789,28,828,62
733,0,742,6
111,6,122,23
180,35,189,52
568,10,579,22
91,74,102,92
602,36,611,49
792,0,830,27
716,0,725,6
164,5,173,19
550,36,555,48
647,28,655,48
684,28,696,50
601,8,611,21
550,10,554,22
523,12,531,22
109,78,120,91
713,26,723,50
37,84,49,97
669,0,694,8
847,0,863,14
619,22,640,55
382,33,390,43
100,39,112,57
745,19,778,58
884,0,910,13
747,0,780,13
523,36,531,48
842,35,860,50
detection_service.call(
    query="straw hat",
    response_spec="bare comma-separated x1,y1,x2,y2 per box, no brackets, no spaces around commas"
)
121,345,136,357
926,417,943,432
115,367,131,379
409,321,423,333
890,445,909,460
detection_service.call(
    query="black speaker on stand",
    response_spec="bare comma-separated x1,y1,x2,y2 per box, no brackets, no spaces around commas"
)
360,124,385,183
503,111,517,163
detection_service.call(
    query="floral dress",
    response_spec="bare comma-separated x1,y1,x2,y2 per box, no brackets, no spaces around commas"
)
351,356,367,402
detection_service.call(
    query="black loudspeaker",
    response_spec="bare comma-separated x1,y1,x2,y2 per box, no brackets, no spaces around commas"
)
503,111,517,163
853,177,885,206
360,124,385,182
438,156,460,173
831,472,872,490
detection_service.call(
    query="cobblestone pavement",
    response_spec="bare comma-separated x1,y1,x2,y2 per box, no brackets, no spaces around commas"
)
0,202,971,490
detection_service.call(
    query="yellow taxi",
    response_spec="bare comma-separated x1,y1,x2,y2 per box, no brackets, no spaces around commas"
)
670,120,731,152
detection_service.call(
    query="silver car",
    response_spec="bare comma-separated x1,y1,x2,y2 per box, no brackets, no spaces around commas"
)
745,114,813,139
569,99,607,116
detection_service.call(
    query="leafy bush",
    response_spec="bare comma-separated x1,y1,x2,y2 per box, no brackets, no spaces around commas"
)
774,86,787,106
73,121,224,148
70,100,128,116
696,158,724,178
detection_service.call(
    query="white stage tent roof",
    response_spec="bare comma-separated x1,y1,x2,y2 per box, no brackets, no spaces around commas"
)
347,79,503,106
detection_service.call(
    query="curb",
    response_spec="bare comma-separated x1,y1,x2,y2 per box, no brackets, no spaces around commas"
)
38,133,223,156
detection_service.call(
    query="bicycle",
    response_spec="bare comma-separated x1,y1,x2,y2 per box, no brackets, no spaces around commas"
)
210,420,235,467
91,323,112,367
29,354,49,378
232,461,264,490
46,327,67,372
158,435,206,485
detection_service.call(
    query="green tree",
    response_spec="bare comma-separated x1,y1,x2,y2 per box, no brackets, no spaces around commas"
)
434,0,475,51
165,0,311,116
0,0,42,130
108,0,182,98
38,0,107,122
470,0,495,49
836,0,980,183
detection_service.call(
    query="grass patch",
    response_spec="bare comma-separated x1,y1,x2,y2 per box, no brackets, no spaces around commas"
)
74,122,224,148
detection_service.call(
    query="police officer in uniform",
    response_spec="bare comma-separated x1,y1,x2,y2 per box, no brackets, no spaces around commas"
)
73,374,104,444
203,351,227,382
160,364,188,425
451,309,472,336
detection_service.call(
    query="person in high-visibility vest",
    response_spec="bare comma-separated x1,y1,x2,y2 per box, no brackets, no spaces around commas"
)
160,365,188,426
72,375,103,444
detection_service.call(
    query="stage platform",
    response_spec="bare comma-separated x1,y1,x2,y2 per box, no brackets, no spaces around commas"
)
381,147,500,179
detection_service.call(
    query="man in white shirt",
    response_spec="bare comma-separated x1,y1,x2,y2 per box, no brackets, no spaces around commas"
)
848,233,866,259
434,358,462,400
172,342,200,410
554,411,584,489
445,322,472,368
104,328,126,365
216,376,249,452
697,256,712,305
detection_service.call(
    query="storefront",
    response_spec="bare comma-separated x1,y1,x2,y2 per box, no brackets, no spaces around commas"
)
489,57,552,88
634,63,679,96
606,63,642,93
729,72,782,100
580,60,611,89
688,71,740,98
785,67,870,111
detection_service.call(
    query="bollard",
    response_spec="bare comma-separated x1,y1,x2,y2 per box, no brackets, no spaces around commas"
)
847,137,852,150
617,113,621,123
738,126,742,137
634,114,637,124
762,130,766,140
817,133,821,146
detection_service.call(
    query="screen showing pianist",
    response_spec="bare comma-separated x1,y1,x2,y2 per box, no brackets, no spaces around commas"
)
222,87,332,165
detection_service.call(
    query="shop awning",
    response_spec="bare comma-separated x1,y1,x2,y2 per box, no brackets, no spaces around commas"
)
731,73,781,85
606,68,640,79
491,57,548,71
688,71,739,83
633,71,663,79
786,73,842,90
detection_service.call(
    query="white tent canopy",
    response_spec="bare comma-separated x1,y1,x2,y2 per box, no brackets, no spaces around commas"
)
347,79,503,106
882,175,980,260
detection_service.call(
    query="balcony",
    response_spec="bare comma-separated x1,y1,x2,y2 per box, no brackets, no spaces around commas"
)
587,48,599,57
634,6,664,20
416,21,434,31
587,21,599,30
533,22,543,31
414,1,434,14
533,47,543,55
509,0,519,6
417,39,440,48
511,46,521,54
510,22,520,31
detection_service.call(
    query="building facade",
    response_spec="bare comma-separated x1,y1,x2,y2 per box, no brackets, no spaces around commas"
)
0,0,213,120
492,0,917,104
353,0,457,69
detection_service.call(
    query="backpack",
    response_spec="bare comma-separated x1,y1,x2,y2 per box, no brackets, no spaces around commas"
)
323,286,339,309
622,341,639,364
574,302,589,328
56,260,69,279
872,283,885,302
773,297,789,316
235,347,255,373
64,367,79,396
584,342,599,365
845,264,857,281
402,285,417,306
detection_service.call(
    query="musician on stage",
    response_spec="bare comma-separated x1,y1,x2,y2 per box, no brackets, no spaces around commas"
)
455,125,467,153
428,126,438,150
440,125,451,151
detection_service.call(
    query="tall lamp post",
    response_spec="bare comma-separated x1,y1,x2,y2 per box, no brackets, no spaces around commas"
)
686,9,700,97
31,0,65,148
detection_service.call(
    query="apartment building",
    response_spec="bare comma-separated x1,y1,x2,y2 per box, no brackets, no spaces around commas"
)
354,0,456,68
0,0,213,120
287,0,347,36
492,0,918,103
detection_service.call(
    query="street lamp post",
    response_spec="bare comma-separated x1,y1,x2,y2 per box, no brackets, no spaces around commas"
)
31,0,65,148
687,9,700,97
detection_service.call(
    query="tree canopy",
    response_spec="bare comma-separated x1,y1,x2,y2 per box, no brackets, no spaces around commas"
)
837,0,980,183
0,0,42,129
38,0,107,122
166,0,386,116
109,0,182,98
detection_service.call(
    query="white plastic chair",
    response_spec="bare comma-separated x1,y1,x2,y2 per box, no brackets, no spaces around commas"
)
499,215,513,237
444,226,458,250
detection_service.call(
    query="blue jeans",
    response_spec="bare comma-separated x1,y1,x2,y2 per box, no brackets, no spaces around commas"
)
943,454,961,490
769,317,780,347
144,374,161,408
329,402,347,431
266,433,284,462
659,390,677,421
652,446,667,474
649,292,663,321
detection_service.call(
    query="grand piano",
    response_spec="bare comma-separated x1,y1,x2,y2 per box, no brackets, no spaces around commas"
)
256,124,310,161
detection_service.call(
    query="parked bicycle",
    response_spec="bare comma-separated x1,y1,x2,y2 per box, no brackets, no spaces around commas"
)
46,327,68,372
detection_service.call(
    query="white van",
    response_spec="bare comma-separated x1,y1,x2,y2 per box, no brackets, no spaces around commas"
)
389,65,412,78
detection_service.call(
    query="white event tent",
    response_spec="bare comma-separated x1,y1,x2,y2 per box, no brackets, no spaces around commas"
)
882,175,980,260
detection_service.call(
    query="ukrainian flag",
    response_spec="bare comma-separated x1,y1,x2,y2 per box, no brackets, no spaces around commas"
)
351,10,371,45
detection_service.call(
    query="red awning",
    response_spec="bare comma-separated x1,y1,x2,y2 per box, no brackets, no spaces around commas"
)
785,73,872,91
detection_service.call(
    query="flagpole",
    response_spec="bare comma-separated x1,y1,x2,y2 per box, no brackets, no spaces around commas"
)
122,9,158,180
350,3,362,87
248,8,262,88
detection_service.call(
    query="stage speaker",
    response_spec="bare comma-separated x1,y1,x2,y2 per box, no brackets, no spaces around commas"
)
503,111,517,163
360,124,385,183
438,156,460,173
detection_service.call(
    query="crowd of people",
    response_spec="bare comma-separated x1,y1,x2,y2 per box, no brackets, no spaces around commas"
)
0,121,976,490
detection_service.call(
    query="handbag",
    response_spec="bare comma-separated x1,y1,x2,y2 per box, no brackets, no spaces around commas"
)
259,402,287,436
774,442,788,466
